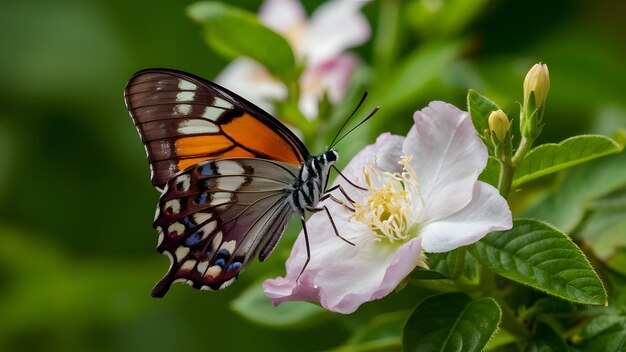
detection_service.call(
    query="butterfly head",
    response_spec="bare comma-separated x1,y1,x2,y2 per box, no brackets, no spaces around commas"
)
324,149,339,163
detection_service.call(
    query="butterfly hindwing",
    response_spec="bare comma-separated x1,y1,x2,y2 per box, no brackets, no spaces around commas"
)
124,69,309,189
151,158,299,297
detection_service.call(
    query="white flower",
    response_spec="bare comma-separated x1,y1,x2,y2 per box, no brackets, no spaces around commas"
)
216,0,370,119
264,101,513,314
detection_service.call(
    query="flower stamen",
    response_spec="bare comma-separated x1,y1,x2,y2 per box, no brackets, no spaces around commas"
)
351,157,424,244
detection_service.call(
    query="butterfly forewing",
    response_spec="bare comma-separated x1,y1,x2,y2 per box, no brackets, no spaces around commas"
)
151,158,299,297
124,69,309,189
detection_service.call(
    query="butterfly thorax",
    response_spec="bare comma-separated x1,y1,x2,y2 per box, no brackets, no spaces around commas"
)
288,149,338,215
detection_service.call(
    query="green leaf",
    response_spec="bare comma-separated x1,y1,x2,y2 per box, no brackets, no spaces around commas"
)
523,324,568,352
187,2,296,83
334,311,406,352
231,278,326,328
373,41,462,112
428,248,466,278
479,156,501,188
513,134,624,187
403,292,501,352
607,247,626,277
427,249,480,284
573,315,626,351
469,219,607,305
522,152,626,232
467,89,501,144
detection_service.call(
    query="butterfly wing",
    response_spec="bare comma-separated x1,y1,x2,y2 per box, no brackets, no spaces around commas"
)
124,68,309,190
151,158,299,297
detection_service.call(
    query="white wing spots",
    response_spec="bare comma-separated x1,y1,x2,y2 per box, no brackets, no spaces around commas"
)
197,261,208,275
175,246,190,261
217,176,246,191
204,265,222,278
213,97,233,109
168,222,185,237
175,174,191,192
173,278,187,285
218,160,245,175
220,277,237,289
201,107,223,121
199,220,217,238
156,227,164,246
210,232,223,254
200,285,214,291
177,119,219,135
219,240,237,254
211,192,233,206
178,80,197,90
154,206,161,221
174,104,192,116
180,259,196,271
193,212,213,225
164,250,174,268
164,199,181,215
176,91,195,102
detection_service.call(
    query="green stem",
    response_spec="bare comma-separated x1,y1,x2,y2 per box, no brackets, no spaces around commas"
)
511,136,533,166
497,154,514,199
480,267,531,339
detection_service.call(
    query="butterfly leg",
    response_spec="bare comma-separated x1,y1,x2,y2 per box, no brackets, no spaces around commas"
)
297,216,312,281
332,165,367,191
323,205,355,246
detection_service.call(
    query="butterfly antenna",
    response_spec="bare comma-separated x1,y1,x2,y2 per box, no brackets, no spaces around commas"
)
329,92,369,149
330,106,379,148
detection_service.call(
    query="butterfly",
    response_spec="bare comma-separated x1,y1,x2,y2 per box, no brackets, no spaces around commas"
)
124,69,367,297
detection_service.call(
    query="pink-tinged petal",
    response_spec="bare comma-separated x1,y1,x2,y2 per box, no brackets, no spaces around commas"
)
316,237,423,314
258,0,306,34
216,58,287,114
302,0,371,66
403,101,488,223
264,203,362,305
264,198,423,314
298,54,359,119
419,181,512,253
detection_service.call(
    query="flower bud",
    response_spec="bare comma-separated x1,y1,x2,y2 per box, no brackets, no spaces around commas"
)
523,63,550,110
488,109,510,143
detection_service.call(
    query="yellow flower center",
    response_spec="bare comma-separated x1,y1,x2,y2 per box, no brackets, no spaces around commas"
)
351,156,425,244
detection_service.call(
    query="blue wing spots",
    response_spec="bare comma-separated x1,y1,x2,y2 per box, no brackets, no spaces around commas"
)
227,262,242,273
215,258,226,268
182,216,195,228
217,248,231,259
194,193,208,205
204,179,216,188
201,164,215,175
185,232,202,246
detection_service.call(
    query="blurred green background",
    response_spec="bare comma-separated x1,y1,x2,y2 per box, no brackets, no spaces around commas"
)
1,0,625,350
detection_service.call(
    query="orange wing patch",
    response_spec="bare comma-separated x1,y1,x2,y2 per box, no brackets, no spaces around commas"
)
176,147,256,171
221,113,303,165
175,135,233,157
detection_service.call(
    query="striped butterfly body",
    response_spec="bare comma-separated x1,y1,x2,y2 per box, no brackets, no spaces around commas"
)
124,69,339,297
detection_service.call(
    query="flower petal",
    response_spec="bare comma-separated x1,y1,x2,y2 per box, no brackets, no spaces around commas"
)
216,58,287,113
264,198,424,314
298,54,358,119
316,237,423,314
419,181,512,253
301,0,370,66
258,0,306,35
345,132,405,178
403,101,488,223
